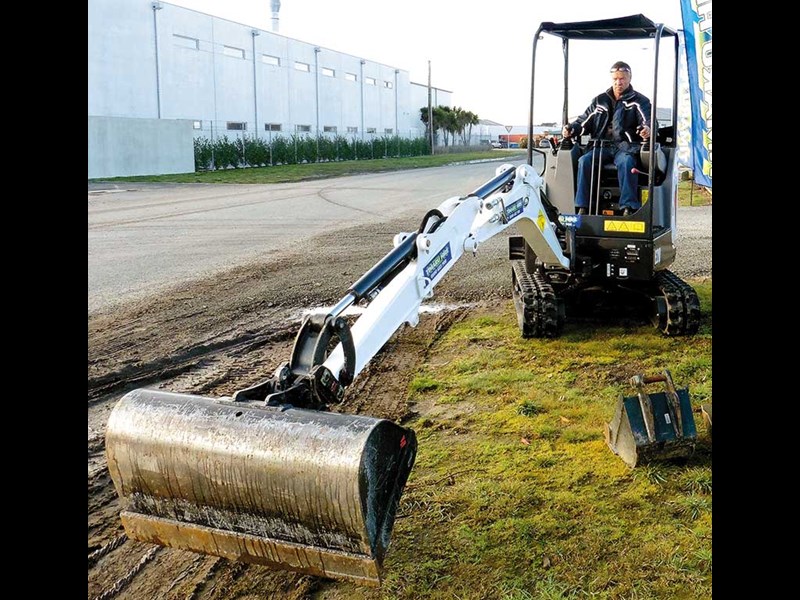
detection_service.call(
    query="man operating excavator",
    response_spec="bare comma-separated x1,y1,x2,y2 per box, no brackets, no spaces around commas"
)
563,60,652,217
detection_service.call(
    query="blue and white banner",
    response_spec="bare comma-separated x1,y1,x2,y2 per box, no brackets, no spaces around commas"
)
680,0,712,188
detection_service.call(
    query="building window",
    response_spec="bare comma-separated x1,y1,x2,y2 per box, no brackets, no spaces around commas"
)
365,76,376,86
265,123,282,131
227,122,247,131
384,128,393,134
223,45,245,59
347,126,358,133
322,67,335,77
323,126,337,133
296,124,311,132
192,120,202,130
384,81,393,89
294,61,310,72
366,127,377,134
173,34,199,50
345,72,357,82
262,54,280,66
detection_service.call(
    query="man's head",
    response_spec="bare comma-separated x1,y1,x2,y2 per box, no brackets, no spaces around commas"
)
609,61,632,99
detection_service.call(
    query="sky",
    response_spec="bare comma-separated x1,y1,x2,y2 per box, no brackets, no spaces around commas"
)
163,0,686,126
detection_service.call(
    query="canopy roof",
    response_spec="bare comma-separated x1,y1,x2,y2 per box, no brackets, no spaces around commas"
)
538,14,677,40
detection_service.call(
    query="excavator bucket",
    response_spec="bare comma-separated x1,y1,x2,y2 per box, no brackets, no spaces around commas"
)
105,388,417,586
604,371,697,468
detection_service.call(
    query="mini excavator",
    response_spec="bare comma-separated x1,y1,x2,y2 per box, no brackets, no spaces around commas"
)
106,14,700,587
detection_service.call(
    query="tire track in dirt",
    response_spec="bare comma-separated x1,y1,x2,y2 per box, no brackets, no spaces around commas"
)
87,291,473,599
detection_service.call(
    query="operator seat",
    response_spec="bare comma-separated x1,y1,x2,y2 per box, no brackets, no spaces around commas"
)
594,142,667,187
588,142,668,210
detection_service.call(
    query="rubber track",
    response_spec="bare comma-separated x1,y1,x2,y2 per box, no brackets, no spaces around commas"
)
511,261,562,338
655,270,701,336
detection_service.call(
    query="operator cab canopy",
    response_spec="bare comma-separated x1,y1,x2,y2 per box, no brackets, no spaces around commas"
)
538,14,677,40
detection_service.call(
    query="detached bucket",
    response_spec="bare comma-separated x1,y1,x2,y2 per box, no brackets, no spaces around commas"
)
605,371,696,468
106,389,417,586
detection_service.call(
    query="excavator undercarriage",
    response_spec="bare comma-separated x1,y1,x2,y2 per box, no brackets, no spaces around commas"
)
509,255,700,339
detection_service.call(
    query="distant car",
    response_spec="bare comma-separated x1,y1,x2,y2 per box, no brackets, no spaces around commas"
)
539,139,552,148
490,141,503,149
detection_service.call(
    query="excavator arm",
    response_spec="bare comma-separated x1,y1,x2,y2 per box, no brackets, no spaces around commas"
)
104,162,570,586
235,162,569,409
323,162,569,389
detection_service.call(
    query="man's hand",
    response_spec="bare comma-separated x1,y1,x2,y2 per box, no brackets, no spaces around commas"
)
638,125,651,139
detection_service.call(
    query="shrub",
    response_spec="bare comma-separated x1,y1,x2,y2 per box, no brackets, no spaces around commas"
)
356,138,374,160
317,136,336,162
294,135,317,163
336,136,356,161
270,135,293,165
191,134,431,170
193,137,213,170
243,135,269,167
207,136,240,169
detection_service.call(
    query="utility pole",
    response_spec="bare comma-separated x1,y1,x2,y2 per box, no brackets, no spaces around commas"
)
360,59,365,143
151,2,163,119
314,46,321,161
252,30,260,138
428,60,434,155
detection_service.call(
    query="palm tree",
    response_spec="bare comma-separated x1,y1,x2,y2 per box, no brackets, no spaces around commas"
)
464,110,479,144
453,108,479,145
420,105,479,147
438,106,458,146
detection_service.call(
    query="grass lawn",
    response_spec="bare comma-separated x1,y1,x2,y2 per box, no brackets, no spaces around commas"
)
88,150,526,185
331,280,712,599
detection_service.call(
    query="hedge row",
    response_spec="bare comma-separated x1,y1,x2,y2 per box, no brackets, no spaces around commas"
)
194,135,430,170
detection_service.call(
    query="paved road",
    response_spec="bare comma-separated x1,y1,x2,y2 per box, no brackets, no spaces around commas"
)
88,160,526,313
88,157,710,314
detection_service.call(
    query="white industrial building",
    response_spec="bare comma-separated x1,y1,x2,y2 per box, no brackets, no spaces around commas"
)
88,0,455,178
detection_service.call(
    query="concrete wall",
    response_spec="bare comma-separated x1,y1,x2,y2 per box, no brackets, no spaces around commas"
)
88,116,195,179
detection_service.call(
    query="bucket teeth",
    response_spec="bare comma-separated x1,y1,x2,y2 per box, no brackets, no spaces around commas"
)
120,511,383,585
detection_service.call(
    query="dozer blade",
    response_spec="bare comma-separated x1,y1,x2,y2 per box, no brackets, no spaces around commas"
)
105,389,417,586
604,371,697,468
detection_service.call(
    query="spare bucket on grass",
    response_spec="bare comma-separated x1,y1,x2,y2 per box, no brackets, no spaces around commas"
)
605,370,697,468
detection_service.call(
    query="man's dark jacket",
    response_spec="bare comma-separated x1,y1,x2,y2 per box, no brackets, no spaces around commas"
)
568,85,651,153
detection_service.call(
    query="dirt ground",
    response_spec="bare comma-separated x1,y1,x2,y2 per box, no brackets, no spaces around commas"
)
88,212,711,600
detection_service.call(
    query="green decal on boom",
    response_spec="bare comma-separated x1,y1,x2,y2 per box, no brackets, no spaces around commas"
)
423,243,452,280
506,199,524,220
